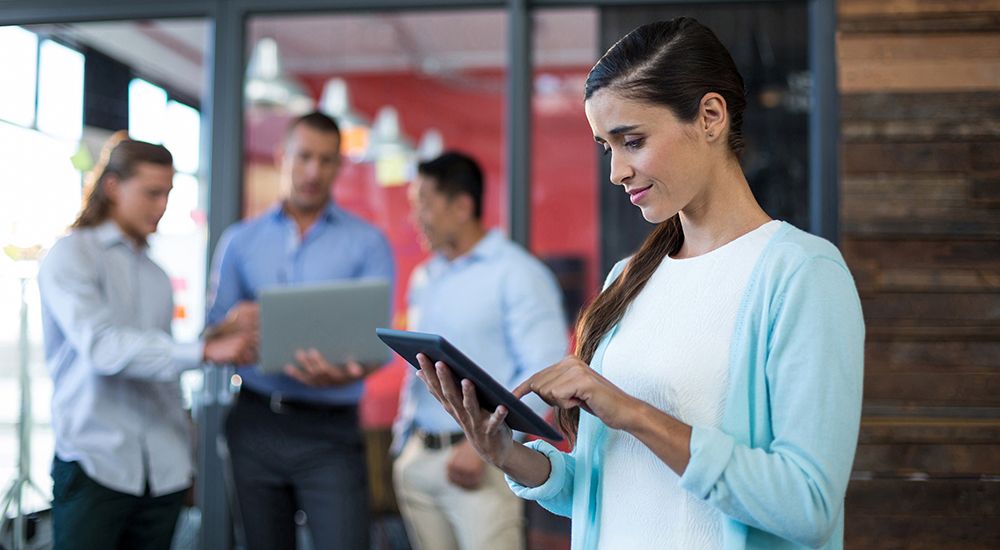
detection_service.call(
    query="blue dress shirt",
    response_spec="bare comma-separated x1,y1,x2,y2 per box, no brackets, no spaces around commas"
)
38,221,202,496
393,229,568,451
206,201,395,405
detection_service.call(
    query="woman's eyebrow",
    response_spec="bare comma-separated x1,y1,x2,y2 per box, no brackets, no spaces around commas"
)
594,124,641,144
608,124,640,136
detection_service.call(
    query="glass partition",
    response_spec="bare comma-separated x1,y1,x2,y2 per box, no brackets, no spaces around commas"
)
0,19,209,546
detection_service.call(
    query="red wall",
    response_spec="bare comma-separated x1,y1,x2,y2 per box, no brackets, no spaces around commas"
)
246,69,598,428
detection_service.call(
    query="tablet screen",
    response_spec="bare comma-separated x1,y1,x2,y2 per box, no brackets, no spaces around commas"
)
376,328,563,441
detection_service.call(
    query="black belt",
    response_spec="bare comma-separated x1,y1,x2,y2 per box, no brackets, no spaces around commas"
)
415,429,465,450
240,386,357,416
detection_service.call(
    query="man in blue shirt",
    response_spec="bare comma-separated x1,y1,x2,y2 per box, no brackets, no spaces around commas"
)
206,112,394,550
392,151,568,550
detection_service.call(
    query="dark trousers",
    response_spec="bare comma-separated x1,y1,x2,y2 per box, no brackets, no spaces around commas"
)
225,389,370,550
50,457,186,550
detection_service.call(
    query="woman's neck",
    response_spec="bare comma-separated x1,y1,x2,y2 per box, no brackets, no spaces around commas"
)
674,162,771,259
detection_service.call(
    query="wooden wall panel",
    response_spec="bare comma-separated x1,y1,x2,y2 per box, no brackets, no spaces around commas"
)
838,0,1000,546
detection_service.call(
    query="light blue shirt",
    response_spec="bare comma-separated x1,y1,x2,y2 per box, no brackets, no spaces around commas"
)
508,223,866,550
393,229,568,452
38,221,202,497
207,201,395,405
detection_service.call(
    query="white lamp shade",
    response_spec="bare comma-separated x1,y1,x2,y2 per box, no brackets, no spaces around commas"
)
417,128,444,161
245,37,314,114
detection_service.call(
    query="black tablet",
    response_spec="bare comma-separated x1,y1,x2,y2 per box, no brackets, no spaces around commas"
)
376,328,563,441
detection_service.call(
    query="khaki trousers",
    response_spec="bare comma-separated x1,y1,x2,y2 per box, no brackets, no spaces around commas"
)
393,436,525,550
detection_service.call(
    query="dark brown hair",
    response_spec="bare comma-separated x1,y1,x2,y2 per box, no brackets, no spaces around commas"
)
286,111,341,141
558,18,747,445
417,151,485,220
72,131,173,229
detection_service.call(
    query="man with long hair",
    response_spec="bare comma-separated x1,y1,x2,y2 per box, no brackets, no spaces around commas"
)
38,132,256,550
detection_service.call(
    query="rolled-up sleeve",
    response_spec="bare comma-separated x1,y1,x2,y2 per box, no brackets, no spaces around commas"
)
506,439,576,518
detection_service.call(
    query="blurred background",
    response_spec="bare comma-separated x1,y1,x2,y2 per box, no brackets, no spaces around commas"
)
0,0,997,549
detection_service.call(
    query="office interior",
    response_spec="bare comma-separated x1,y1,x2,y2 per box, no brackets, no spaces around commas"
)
1,1,997,549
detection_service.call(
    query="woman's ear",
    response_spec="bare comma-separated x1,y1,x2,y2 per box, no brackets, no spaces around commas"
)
699,92,728,145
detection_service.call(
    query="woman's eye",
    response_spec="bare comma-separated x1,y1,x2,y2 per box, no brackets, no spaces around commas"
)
624,137,644,150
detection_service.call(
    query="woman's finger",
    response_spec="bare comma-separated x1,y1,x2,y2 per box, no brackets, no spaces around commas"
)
436,363,473,425
484,405,509,435
461,379,489,430
416,354,446,399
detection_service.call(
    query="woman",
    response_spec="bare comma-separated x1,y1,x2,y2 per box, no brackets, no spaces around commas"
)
414,17,864,550
38,132,256,550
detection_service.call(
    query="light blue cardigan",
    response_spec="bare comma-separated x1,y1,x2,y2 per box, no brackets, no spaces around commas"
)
508,222,865,549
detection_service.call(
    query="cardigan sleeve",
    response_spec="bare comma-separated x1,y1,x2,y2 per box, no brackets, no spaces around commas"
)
506,439,576,517
679,256,865,548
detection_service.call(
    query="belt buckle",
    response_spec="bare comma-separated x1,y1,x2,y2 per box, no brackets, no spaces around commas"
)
270,392,287,414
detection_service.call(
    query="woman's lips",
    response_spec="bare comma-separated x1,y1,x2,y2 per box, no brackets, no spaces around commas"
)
628,185,653,205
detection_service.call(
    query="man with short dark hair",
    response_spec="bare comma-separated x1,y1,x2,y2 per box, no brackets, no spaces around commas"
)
206,112,394,550
392,151,567,550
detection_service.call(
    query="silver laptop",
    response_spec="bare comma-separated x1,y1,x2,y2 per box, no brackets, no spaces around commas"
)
258,278,392,374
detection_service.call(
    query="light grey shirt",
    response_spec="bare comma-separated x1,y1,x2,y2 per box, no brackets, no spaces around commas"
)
38,221,201,496
393,230,569,452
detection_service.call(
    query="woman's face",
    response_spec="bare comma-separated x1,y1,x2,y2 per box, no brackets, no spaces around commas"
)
585,89,710,224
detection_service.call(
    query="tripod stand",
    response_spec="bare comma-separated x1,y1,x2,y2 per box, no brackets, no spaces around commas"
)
1,276,49,550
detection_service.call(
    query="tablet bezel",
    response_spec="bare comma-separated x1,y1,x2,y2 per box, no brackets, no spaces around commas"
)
376,328,563,441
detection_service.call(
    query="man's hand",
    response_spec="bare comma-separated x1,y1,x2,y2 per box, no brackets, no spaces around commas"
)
204,330,257,365
213,301,259,336
446,439,485,490
283,348,368,387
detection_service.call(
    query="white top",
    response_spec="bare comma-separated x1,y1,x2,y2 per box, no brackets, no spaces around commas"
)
598,220,781,549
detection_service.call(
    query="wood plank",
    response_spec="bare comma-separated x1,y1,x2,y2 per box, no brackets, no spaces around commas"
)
855,443,1000,475
840,13,1000,34
845,479,1000,516
864,372,1000,406
864,340,1000,372
860,417,1000,444
973,142,1000,170
839,34,1000,60
839,0,1000,18
842,119,1000,142
863,404,1000,418
841,92,1000,122
866,325,1000,342
844,236,1000,292
851,267,1000,293
861,293,1000,326
841,60,1000,93
838,34,1000,92
842,175,981,201
842,238,1000,269
841,196,998,218
846,516,1000,550
842,204,1000,237
842,142,977,174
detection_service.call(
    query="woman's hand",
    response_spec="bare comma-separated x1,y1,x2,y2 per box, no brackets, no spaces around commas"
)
414,353,515,468
513,355,642,431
